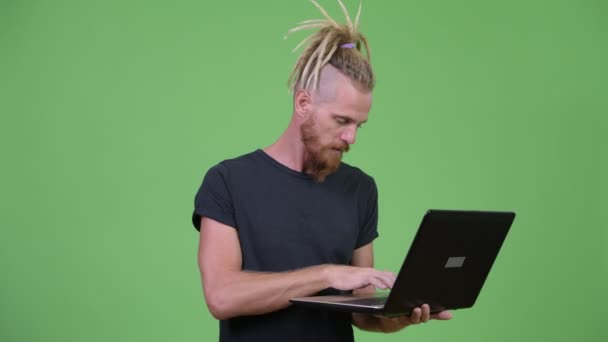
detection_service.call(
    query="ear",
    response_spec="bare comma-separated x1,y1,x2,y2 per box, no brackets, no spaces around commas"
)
294,88,313,120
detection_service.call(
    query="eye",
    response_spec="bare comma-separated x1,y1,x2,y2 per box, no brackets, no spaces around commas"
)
335,117,348,125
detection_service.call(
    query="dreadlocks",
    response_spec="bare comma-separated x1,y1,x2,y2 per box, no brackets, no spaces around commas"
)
286,0,375,94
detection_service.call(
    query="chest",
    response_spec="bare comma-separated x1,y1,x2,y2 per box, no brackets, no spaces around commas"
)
232,180,361,271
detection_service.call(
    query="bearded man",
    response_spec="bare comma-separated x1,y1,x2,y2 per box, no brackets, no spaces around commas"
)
191,1,451,341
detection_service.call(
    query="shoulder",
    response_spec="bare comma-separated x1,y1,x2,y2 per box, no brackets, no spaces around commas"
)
195,150,261,204
207,150,261,176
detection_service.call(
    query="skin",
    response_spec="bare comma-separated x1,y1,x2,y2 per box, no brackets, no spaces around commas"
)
198,64,452,333
264,64,367,176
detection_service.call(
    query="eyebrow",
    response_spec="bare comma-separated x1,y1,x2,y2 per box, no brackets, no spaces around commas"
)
332,113,368,125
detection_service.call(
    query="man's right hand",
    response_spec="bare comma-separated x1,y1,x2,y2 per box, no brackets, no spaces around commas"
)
200,217,397,319
324,265,396,291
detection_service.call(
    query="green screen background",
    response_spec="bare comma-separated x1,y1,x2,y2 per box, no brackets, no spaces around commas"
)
1,0,606,341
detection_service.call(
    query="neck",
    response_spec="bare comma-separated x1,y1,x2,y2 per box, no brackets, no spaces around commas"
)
263,116,307,172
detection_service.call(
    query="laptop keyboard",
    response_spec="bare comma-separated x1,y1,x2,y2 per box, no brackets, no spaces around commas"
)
342,297,387,306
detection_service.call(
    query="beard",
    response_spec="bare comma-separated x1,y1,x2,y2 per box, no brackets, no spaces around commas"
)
300,115,350,183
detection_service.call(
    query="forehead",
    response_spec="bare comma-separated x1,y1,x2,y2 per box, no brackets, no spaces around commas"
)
320,77,372,122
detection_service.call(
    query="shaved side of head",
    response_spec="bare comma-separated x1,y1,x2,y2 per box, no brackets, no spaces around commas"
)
295,63,368,107
314,64,340,104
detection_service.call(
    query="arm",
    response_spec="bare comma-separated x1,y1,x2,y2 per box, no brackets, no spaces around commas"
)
198,217,395,320
350,243,453,333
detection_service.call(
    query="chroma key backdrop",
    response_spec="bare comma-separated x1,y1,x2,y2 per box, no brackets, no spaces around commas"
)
1,1,605,341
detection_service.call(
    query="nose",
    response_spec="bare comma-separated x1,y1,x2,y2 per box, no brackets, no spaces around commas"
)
340,126,357,145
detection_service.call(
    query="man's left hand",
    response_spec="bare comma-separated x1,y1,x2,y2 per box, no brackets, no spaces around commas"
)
374,304,452,331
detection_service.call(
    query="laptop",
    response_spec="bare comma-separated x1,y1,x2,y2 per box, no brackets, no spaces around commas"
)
290,209,516,317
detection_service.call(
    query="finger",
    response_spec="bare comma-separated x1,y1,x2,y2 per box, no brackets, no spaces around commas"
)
369,278,388,290
420,304,430,323
410,307,422,324
354,284,376,294
382,270,396,277
375,271,396,289
385,272,397,287
431,310,453,320
366,271,391,289
377,275,394,289
381,271,397,284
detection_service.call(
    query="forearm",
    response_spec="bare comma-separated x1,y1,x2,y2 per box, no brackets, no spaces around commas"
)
203,264,330,320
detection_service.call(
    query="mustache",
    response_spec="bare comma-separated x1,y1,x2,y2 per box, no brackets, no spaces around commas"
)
334,143,350,152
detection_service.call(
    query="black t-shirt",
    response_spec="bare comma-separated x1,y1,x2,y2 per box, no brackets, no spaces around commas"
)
192,149,379,342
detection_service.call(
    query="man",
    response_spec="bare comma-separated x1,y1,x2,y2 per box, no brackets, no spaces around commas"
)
192,1,452,341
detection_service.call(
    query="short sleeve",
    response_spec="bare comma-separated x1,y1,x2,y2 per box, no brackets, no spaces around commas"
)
191,163,237,231
355,176,379,248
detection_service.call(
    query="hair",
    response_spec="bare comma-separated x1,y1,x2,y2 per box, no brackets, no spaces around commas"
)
286,0,375,94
